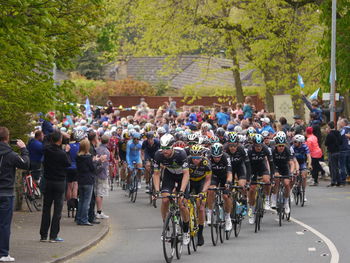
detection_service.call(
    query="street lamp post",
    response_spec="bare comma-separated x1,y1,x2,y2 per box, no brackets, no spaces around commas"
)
330,0,337,123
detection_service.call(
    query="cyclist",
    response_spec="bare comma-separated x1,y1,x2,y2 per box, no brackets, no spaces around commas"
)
185,133,199,156
107,129,119,186
153,134,191,245
207,143,233,231
270,132,295,213
216,127,227,144
291,134,312,202
141,131,160,191
187,144,212,246
225,132,250,214
119,130,129,189
126,132,143,188
247,134,274,224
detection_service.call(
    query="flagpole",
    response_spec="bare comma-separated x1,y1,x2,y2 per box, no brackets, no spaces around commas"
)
330,0,337,123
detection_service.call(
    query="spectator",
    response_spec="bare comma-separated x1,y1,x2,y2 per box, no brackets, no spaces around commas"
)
301,92,323,123
243,96,253,119
42,113,55,142
258,117,275,135
324,121,342,187
40,131,71,243
216,107,230,127
305,127,323,186
233,103,244,121
0,127,29,262
27,130,44,182
168,97,177,117
188,108,197,123
337,118,350,185
76,139,97,226
279,117,291,133
291,115,305,135
88,131,100,224
95,135,110,219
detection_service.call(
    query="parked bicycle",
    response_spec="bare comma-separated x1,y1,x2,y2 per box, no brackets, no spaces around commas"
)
23,170,41,212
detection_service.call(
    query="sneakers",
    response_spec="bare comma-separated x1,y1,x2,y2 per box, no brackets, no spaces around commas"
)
225,217,232,231
96,212,109,219
284,200,290,214
138,182,141,189
206,210,212,225
0,255,15,262
49,237,64,243
248,208,255,225
270,194,277,209
264,199,271,210
183,232,190,245
290,194,294,203
304,196,308,202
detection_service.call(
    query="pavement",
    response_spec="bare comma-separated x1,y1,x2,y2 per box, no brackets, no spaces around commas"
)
10,206,109,263
67,180,349,263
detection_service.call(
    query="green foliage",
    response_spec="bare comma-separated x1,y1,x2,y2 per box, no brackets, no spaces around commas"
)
0,0,106,137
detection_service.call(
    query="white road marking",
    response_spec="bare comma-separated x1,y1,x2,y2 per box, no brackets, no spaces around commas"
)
290,216,339,263
296,231,304,235
308,247,316,252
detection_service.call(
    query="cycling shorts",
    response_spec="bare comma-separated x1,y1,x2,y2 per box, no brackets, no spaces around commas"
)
161,169,189,194
232,162,247,180
298,162,307,171
251,163,269,182
210,174,226,187
128,157,142,168
189,179,205,195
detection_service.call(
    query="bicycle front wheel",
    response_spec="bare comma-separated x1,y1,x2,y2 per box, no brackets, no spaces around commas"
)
163,214,176,263
210,207,219,246
175,216,183,259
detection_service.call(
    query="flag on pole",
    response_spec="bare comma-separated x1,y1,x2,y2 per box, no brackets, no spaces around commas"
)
85,97,92,118
297,74,305,88
309,88,320,100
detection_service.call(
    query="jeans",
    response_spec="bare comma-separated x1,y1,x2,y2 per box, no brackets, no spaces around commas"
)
88,186,96,223
329,152,340,184
76,184,93,224
39,180,65,239
311,157,323,183
0,196,14,257
339,151,350,184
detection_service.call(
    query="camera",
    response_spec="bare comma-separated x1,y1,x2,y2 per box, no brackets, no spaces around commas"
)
9,139,18,145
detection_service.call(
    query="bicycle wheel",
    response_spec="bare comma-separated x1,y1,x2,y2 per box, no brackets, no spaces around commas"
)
149,176,154,205
192,209,198,251
286,197,291,221
210,206,219,246
294,186,299,205
162,214,176,263
219,207,225,244
255,195,262,233
226,202,235,240
277,188,284,227
24,192,33,212
175,216,183,260
234,214,242,237
131,175,138,203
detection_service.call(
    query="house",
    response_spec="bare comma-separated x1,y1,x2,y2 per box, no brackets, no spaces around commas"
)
102,55,258,90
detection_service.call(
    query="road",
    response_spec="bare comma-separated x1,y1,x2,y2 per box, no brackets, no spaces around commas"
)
68,181,348,263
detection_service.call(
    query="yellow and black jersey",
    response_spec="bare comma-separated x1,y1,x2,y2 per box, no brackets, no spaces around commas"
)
188,157,212,182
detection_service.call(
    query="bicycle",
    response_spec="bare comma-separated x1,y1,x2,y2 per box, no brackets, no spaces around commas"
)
23,170,41,212
186,194,200,255
250,181,271,233
227,185,245,239
109,159,118,191
208,187,226,246
274,175,291,226
159,194,183,263
128,162,144,203
292,170,306,207
146,159,157,208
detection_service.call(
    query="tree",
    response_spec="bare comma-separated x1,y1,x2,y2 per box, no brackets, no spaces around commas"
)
319,0,350,116
0,0,106,137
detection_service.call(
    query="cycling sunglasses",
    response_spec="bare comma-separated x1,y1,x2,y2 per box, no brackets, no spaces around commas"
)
188,141,197,145
228,143,238,147
191,156,202,159
161,146,172,150
276,144,285,148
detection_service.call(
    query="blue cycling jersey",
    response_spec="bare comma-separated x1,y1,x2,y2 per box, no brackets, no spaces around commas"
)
292,143,310,163
126,140,142,166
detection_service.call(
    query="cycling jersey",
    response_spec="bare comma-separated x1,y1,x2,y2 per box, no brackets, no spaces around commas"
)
107,136,119,160
225,145,251,180
210,153,232,186
273,146,293,176
188,157,211,182
126,140,142,167
248,145,274,180
154,148,188,175
142,139,160,161
292,143,310,165
118,139,128,161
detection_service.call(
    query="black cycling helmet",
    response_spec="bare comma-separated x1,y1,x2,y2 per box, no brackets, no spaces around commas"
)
253,134,264,145
227,132,238,143
211,143,223,157
216,127,225,137
146,131,155,139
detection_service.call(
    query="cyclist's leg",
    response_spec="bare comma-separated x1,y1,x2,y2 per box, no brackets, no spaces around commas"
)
176,179,189,224
160,171,175,221
144,160,151,184
300,164,307,189
283,178,291,198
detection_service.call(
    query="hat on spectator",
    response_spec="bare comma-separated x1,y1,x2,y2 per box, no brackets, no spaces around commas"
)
306,126,313,134
260,117,270,124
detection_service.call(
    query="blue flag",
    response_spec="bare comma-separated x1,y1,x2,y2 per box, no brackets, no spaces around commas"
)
298,74,305,88
85,97,92,118
309,88,320,100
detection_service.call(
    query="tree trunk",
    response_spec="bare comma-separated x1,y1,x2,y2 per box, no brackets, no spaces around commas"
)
225,33,244,103
343,90,350,118
265,88,274,112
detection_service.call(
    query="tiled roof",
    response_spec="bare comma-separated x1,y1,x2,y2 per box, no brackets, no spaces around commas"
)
104,55,257,88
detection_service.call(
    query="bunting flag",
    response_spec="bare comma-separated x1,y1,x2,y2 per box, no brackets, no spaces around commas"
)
309,88,320,100
298,74,305,88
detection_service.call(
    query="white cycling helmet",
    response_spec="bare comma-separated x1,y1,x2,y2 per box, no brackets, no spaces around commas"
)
293,134,305,143
160,134,175,147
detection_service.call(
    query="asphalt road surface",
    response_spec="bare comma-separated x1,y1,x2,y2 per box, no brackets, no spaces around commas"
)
68,181,348,263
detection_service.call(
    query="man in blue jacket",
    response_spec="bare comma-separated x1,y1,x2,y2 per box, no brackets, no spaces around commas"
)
27,130,44,182
0,127,30,262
